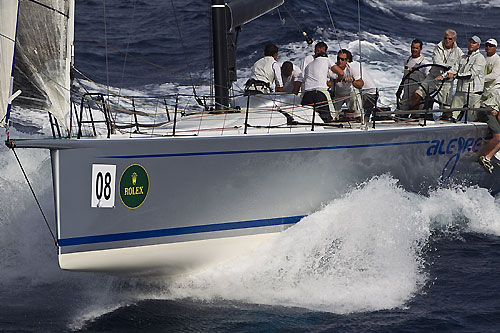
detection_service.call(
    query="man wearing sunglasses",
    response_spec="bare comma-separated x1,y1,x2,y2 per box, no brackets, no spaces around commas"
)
483,38,500,99
333,49,377,122
439,35,485,121
411,29,463,112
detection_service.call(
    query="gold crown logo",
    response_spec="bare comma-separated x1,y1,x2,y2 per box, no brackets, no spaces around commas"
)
131,172,138,185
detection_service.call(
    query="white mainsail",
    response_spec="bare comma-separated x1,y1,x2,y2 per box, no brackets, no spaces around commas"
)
0,0,19,125
15,0,74,130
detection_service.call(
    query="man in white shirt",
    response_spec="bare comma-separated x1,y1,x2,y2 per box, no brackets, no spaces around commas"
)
281,61,302,94
300,42,328,93
483,38,500,99
301,42,328,76
246,43,283,94
397,39,430,112
301,49,344,123
333,49,377,121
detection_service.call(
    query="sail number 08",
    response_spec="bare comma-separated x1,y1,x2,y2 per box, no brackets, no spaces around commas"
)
95,171,112,200
91,164,116,208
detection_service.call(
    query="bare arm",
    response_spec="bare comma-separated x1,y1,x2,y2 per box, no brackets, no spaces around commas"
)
331,64,344,79
353,78,364,89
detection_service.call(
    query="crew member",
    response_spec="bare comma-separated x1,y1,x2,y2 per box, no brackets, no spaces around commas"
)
301,42,328,75
478,93,500,173
397,39,430,112
301,48,344,123
438,35,485,121
333,49,377,122
281,61,302,94
246,43,283,94
411,29,463,110
483,38,500,99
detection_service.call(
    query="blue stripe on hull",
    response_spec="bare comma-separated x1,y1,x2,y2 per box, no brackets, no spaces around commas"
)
58,215,304,247
100,140,431,159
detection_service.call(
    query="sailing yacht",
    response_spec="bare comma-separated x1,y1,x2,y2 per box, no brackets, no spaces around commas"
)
2,0,499,276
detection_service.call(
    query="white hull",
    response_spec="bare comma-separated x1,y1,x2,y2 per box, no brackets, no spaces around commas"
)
59,232,279,276
15,119,500,276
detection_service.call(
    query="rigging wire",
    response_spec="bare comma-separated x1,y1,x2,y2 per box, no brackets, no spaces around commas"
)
357,0,363,79
102,0,110,105
117,0,138,109
281,4,313,44
8,146,58,248
170,0,203,106
76,32,195,80
208,0,214,103
457,0,469,41
276,8,286,25
356,0,365,126
324,0,343,52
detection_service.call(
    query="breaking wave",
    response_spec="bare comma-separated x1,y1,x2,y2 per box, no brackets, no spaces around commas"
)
163,175,500,314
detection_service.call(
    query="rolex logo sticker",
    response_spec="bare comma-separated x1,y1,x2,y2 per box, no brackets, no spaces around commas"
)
119,164,149,209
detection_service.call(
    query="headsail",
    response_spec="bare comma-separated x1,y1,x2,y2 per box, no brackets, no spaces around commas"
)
14,0,74,130
0,0,19,126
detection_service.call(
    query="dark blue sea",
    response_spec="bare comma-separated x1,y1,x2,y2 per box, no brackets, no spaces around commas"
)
1,0,500,331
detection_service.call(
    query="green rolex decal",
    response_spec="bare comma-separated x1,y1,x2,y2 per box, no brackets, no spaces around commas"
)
119,164,149,209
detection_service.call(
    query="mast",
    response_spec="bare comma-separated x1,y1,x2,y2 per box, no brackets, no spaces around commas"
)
211,0,285,111
211,0,230,110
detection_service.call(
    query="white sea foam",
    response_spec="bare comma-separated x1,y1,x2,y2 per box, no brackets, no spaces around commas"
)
0,142,56,283
0,140,127,330
423,186,500,236
158,175,500,313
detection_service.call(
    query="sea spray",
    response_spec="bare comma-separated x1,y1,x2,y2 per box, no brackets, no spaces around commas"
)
0,144,56,283
165,176,500,313
423,186,500,236
167,175,432,313
0,142,131,330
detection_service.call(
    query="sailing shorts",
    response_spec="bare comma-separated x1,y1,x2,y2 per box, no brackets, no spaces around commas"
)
479,111,500,136
488,113,500,135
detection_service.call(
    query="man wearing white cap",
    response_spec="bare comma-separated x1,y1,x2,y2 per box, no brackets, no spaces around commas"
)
483,38,500,99
410,29,463,111
438,35,486,121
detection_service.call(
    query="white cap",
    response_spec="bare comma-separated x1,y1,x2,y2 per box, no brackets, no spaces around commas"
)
469,35,481,44
486,38,498,47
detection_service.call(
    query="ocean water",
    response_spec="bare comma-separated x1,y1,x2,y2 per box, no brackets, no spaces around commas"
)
2,0,500,331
